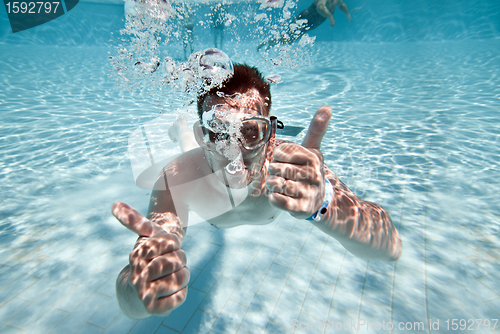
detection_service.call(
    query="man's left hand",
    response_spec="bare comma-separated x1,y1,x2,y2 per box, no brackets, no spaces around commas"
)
266,105,332,219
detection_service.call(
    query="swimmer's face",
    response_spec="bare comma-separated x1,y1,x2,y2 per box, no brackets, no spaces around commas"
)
201,90,269,188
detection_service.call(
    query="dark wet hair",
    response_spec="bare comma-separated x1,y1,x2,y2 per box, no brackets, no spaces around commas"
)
197,63,271,119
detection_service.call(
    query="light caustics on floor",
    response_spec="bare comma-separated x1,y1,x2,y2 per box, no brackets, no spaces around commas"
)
0,40,499,333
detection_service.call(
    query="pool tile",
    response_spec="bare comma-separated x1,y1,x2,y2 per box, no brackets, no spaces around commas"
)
221,251,254,282
301,279,335,321
181,309,216,334
484,297,500,317
0,298,32,327
8,281,76,328
255,221,277,236
247,246,278,275
297,233,327,265
427,287,462,318
285,258,316,293
391,295,427,325
396,241,425,273
23,308,69,334
211,300,247,333
365,258,395,276
56,271,111,312
207,228,229,246
87,298,121,329
338,252,368,283
102,313,138,334
99,255,130,276
64,265,94,285
239,232,267,256
188,242,221,270
191,260,227,293
393,265,426,306
18,262,77,301
212,238,243,264
357,299,391,332
183,229,216,256
330,275,363,318
96,273,117,297
258,263,291,299
478,275,500,295
270,285,306,329
463,277,498,302
238,292,277,334
199,277,238,316
293,312,327,334
129,316,164,334
273,241,301,269
262,227,290,250
164,287,206,332
264,320,289,333
153,325,181,334
229,269,265,306
75,323,103,334
52,292,110,333
0,325,23,334
0,275,38,305
322,236,346,258
326,307,357,334
229,225,256,242
312,253,342,285
285,222,312,246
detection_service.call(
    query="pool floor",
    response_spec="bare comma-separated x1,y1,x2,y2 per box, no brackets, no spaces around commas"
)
0,39,499,333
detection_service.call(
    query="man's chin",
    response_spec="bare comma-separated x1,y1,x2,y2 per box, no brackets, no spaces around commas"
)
224,169,249,189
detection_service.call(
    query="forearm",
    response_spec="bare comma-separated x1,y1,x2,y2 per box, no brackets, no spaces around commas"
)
313,169,402,261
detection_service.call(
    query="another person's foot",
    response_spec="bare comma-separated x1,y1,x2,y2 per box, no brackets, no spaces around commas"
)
329,16,335,27
168,115,188,143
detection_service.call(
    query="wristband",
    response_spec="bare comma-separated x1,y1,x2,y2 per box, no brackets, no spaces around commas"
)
306,179,333,222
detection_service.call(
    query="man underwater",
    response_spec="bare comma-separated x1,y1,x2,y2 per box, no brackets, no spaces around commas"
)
112,63,402,318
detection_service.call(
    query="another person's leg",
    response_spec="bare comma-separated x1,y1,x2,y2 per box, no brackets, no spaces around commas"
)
168,116,199,152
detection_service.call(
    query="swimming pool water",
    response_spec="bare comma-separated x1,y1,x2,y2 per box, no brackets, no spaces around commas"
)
1,1,499,333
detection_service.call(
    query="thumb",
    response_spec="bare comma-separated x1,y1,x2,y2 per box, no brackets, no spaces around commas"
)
112,201,163,237
301,105,332,149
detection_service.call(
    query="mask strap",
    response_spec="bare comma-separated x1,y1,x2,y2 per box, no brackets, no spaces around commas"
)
270,116,284,138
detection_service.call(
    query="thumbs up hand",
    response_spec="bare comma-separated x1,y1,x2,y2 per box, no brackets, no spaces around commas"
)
112,202,190,316
266,106,332,219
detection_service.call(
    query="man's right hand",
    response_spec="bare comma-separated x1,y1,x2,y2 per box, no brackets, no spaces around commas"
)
112,202,190,316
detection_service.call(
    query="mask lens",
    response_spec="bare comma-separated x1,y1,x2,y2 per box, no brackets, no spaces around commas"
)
240,119,268,149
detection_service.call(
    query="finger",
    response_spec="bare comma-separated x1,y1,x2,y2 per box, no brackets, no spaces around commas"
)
272,143,322,165
265,175,286,194
145,250,187,282
142,267,190,303
301,105,332,149
112,201,163,237
269,192,317,219
266,176,302,198
130,232,183,262
145,286,188,316
268,161,321,183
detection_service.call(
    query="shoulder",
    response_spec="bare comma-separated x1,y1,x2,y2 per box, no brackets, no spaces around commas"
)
153,148,211,189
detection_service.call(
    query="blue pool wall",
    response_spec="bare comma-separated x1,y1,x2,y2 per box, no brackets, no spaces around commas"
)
1,0,499,47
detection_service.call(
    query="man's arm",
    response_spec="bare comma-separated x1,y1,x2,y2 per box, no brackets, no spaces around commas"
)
313,167,401,261
113,166,190,319
267,105,401,261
